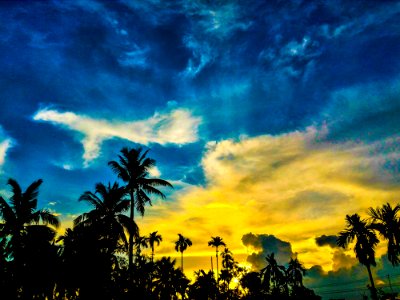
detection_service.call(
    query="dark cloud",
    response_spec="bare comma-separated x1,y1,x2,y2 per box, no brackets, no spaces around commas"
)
315,235,339,248
242,233,293,270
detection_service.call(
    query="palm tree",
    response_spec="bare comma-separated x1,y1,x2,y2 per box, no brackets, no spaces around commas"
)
74,182,138,254
368,203,400,266
108,147,172,270
175,234,192,272
261,253,286,295
286,257,306,288
0,178,59,298
337,213,379,300
135,235,149,258
148,231,162,262
0,179,59,256
208,236,226,282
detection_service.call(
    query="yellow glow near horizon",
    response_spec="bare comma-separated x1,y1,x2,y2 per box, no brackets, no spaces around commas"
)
58,126,400,279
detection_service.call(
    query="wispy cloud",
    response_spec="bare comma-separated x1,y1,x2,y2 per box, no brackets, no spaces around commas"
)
33,107,201,167
0,127,13,169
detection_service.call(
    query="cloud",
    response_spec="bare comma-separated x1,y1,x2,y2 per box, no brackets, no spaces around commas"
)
0,127,13,169
33,107,201,167
242,233,293,270
315,235,339,248
116,122,400,278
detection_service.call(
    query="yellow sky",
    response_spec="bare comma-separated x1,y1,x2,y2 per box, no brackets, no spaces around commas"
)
136,125,400,277
57,125,400,279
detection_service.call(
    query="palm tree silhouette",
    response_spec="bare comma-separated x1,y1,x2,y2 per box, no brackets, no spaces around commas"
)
148,231,162,262
368,202,400,266
108,147,172,270
135,235,149,258
208,236,226,282
74,182,138,254
337,213,379,300
0,178,59,298
175,234,192,272
261,253,286,295
286,257,306,288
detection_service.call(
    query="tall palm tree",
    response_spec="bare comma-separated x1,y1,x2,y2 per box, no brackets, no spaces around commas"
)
175,234,192,272
108,147,172,270
208,236,226,282
368,203,400,266
148,231,162,262
337,214,379,300
74,182,138,254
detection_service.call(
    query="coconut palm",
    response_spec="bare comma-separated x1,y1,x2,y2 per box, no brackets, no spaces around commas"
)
337,213,379,300
74,182,138,254
108,147,172,270
148,231,162,262
286,257,306,288
175,234,192,272
0,179,59,257
0,178,59,298
261,253,286,295
208,236,226,282
368,202,400,266
135,235,149,258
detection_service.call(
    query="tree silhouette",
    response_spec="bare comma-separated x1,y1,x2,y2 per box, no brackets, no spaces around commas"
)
368,202,400,266
337,213,379,300
108,147,172,271
153,257,189,300
175,233,192,272
286,257,306,289
190,270,218,299
148,231,162,262
0,178,59,298
208,236,226,282
74,182,138,254
260,252,286,296
135,235,149,258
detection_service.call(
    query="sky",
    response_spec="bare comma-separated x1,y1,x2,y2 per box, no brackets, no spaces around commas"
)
0,0,400,298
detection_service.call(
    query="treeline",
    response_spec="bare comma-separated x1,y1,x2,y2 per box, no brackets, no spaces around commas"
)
337,203,400,300
0,147,321,299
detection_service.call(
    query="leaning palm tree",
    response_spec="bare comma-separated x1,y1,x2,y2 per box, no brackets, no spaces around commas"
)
337,214,379,300
148,231,162,262
175,234,192,272
368,202,400,266
208,236,226,282
74,182,138,254
108,147,172,270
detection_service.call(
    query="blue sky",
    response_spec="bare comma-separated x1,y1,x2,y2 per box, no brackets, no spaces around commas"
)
1,1,400,298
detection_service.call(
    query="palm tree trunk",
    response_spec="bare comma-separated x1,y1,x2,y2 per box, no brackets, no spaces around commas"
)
216,248,219,283
129,191,134,273
366,264,378,300
181,251,184,272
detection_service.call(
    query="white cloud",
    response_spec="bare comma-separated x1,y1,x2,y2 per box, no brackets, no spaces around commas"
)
33,108,201,167
0,127,13,169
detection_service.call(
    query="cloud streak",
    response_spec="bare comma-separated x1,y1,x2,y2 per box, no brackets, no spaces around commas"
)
0,127,13,169
33,108,201,166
